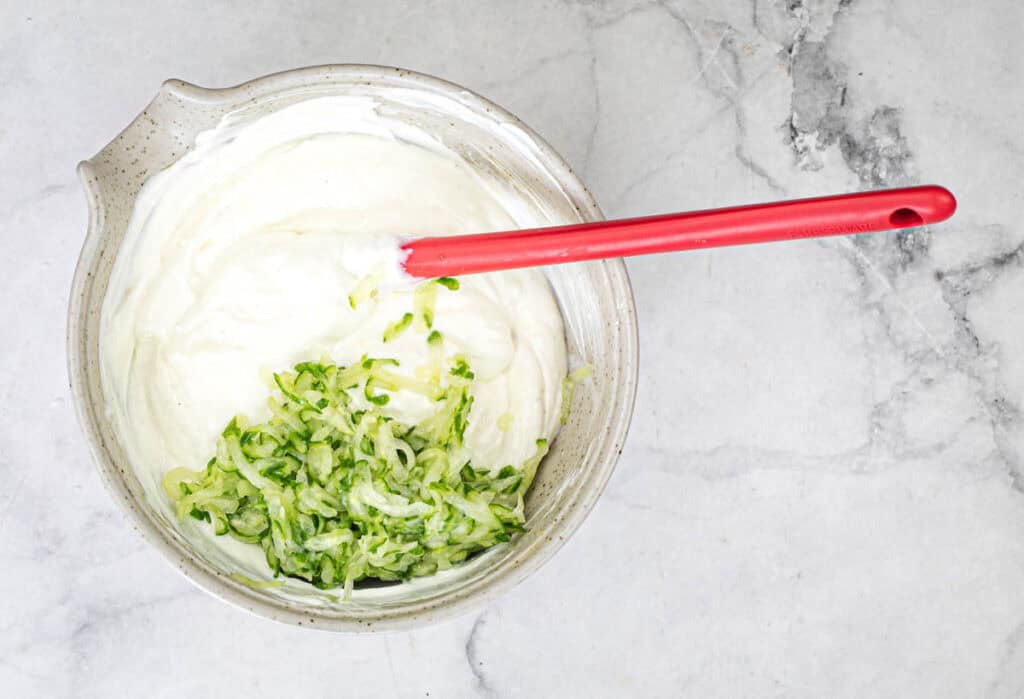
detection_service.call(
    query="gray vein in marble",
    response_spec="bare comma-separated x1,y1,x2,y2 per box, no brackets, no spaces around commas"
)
0,500,23,541
826,234,1019,487
582,42,601,178
788,40,846,170
659,2,787,195
774,0,1024,494
785,3,859,163
465,611,496,697
628,415,978,482
0,182,72,221
693,26,738,90
570,13,1019,647
841,106,915,189
574,7,604,178
607,56,783,210
594,0,1024,502
383,636,401,698
570,0,779,184
571,0,657,31
0,656,49,687
989,617,1024,697
732,127,788,195
784,2,929,274
935,243,1024,488
834,236,946,354
0,462,36,536
840,105,931,277
477,49,585,93
0,586,192,689
66,591,195,685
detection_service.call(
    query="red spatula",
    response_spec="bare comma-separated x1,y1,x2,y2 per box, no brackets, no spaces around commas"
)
401,185,956,278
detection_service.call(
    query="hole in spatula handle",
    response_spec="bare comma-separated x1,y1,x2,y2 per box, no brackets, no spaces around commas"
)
890,208,924,227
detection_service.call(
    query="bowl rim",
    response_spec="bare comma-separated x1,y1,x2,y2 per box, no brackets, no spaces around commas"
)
68,63,639,631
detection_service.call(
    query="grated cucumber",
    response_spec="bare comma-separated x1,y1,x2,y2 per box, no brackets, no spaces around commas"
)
165,354,546,596
560,364,593,425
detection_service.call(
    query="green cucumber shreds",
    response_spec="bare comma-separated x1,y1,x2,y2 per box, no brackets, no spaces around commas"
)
497,412,514,433
347,269,382,310
560,364,593,425
382,313,414,343
413,281,437,330
164,355,545,598
230,572,285,590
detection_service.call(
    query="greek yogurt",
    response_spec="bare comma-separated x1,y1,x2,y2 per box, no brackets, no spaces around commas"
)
100,96,569,512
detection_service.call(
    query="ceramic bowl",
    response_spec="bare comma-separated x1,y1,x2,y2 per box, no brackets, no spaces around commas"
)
68,65,638,631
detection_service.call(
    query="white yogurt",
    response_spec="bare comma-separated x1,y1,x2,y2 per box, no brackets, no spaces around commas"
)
100,96,569,513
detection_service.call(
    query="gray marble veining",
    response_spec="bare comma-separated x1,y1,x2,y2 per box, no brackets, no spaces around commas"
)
2,0,1023,696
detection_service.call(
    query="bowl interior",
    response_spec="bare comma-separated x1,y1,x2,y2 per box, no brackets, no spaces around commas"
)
70,66,637,630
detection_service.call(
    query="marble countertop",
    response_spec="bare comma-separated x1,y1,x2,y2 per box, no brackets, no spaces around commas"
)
3,0,1023,696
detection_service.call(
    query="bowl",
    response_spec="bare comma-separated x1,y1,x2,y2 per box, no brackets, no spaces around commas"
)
68,65,638,631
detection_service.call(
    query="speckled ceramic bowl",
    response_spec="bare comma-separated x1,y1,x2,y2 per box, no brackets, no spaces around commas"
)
68,65,638,631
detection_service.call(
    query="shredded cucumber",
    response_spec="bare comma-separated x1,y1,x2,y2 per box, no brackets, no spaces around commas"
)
434,277,460,291
230,572,285,590
413,277,460,330
347,269,382,309
413,282,437,330
165,354,547,596
560,364,593,425
497,412,514,433
382,313,414,343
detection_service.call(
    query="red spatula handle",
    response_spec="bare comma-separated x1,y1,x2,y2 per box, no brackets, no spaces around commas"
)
401,185,956,278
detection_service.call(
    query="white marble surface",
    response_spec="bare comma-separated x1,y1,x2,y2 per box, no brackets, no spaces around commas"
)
3,0,1023,696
